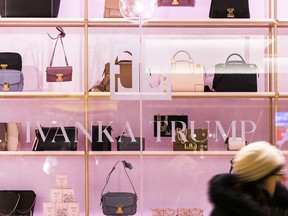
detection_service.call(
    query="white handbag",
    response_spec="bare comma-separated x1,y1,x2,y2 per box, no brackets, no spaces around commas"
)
225,137,247,151
171,50,205,92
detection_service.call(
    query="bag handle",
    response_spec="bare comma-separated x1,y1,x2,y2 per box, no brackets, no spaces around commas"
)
100,160,137,200
225,53,246,65
48,26,70,67
115,51,132,65
171,50,193,64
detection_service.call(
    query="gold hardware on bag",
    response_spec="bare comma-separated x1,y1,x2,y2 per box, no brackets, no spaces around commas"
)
172,0,179,5
56,74,64,82
0,64,8,69
2,82,9,91
116,205,124,214
185,142,197,150
227,8,235,18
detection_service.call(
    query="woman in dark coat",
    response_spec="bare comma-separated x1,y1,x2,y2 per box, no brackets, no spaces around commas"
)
208,141,288,216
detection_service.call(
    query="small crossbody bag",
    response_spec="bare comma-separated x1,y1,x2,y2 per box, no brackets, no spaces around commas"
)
46,26,72,82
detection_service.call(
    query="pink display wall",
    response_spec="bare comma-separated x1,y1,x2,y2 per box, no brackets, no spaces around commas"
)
1,0,288,215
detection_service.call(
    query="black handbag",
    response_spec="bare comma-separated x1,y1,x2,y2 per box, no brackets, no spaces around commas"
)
0,0,61,17
0,52,22,71
100,160,137,216
154,114,188,137
209,0,250,18
0,190,36,216
116,135,145,151
32,126,77,151
92,125,112,151
212,53,258,92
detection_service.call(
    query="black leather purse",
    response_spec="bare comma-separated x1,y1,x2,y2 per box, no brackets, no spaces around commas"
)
32,126,77,151
209,0,250,18
0,52,22,71
92,125,112,151
116,135,145,151
100,161,137,216
0,0,61,17
212,53,258,92
0,190,36,216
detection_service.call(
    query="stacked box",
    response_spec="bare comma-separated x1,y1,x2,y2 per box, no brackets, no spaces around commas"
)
43,174,80,216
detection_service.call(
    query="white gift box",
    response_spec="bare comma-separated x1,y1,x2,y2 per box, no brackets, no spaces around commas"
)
67,203,80,216
62,188,75,203
43,203,55,216
50,189,63,203
56,174,68,189
55,203,68,216
50,188,75,203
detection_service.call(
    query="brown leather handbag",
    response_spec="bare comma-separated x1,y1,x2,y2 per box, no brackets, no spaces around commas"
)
46,27,72,82
104,0,122,18
173,128,208,151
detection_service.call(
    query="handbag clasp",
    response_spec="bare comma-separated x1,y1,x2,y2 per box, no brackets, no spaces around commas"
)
56,73,64,82
185,142,197,150
2,82,9,91
116,205,124,214
227,8,235,18
0,64,8,69
172,0,179,5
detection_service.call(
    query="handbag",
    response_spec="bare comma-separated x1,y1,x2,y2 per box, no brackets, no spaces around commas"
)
32,126,78,151
46,27,72,82
91,125,112,151
0,190,36,216
158,0,195,7
171,50,205,92
116,135,145,151
104,0,122,18
212,53,258,92
154,114,188,137
173,128,208,151
0,52,22,71
0,0,60,17
115,51,132,91
100,160,138,215
209,0,250,18
0,69,24,92
177,208,204,216
225,137,247,151
89,63,110,92
0,122,20,151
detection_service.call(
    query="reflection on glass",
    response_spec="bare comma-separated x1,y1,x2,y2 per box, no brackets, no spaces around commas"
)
119,0,157,24
43,156,58,174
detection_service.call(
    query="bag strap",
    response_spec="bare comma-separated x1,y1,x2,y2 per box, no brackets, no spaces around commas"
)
100,160,137,199
0,191,20,216
48,26,69,67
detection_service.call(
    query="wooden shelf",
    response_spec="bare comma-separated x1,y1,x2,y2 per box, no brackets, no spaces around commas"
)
0,151,85,156
88,92,275,99
0,18,85,27
0,92,84,99
88,18,276,28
